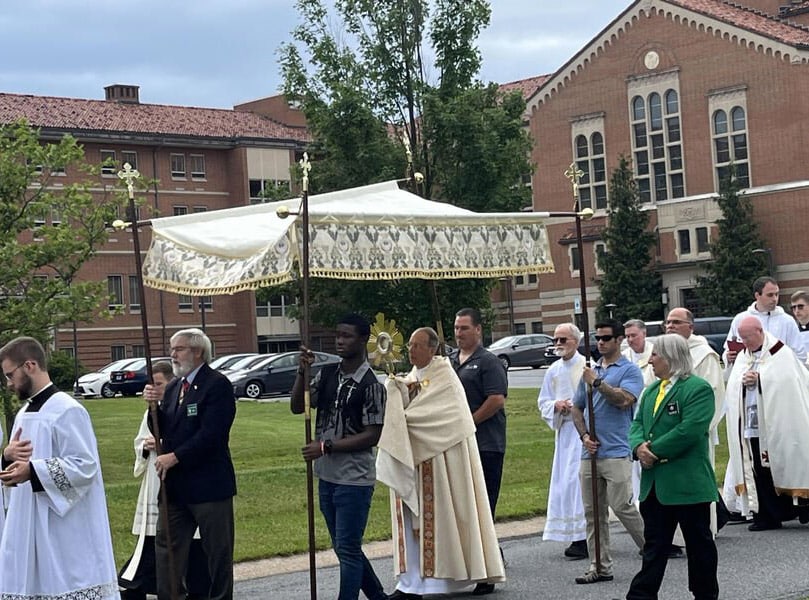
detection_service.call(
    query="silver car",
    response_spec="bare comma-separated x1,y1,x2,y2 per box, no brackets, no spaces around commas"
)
486,334,555,370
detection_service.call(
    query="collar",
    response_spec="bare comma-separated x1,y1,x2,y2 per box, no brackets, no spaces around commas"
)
184,363,204,385
27,383,58,412
340,359,371,383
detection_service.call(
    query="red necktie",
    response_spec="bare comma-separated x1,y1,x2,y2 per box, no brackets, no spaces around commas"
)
179,379,190,405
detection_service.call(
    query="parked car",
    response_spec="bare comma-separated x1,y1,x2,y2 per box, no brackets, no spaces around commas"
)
209,353,258,371
486,334,555,369
543,331,603,365
108,357,173,396
229,351,341,399
219,353,274,375
74,358,141,398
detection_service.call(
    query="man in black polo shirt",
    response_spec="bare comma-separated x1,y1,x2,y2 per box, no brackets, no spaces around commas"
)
451,308,509,596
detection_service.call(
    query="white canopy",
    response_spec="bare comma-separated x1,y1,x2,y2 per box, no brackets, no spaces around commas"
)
142,180,554,295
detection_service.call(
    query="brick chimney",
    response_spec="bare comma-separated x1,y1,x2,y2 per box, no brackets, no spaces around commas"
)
104,84,140,104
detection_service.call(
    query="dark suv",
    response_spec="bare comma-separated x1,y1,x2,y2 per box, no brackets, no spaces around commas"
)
108,357,173,396
647,316,733,355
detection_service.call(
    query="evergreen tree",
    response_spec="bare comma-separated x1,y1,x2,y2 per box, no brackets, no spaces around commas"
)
696,173,768,314
597,156,662,323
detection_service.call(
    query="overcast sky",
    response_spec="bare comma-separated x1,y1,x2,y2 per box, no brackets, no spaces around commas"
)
0,1,630,108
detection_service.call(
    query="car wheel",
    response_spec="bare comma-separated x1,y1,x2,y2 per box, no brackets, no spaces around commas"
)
100,383,115,398
498,355,510,370
245,381,263,399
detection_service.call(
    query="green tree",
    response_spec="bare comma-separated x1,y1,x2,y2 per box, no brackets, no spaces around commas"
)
696,172,768,314
0,119,122,428
597,156,662,322
277,0,532,338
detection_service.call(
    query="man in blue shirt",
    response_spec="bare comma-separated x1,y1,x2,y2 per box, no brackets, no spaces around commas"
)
571,319,646,585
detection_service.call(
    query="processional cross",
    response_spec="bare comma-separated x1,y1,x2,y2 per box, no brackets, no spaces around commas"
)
564,162,585,208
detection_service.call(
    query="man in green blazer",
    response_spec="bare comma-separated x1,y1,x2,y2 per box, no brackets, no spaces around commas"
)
624,334,719,600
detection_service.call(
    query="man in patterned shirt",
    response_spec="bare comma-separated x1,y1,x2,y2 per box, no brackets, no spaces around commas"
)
292,313,388,600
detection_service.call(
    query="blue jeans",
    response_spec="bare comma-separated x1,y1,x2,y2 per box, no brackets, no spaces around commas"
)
318,480,385,600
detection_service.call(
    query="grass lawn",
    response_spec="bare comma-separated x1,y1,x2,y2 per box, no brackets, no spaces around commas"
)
84,388,729,567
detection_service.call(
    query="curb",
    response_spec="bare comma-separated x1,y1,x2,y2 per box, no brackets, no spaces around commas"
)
234,516,545,581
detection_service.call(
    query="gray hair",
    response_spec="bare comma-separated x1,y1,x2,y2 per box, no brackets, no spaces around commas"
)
171,328,212,363
414,327,439,349
555,322,583,343
652,334,692,378
623,319,646,332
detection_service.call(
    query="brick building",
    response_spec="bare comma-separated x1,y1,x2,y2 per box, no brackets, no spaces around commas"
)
0,85,310,369
493,0,809,339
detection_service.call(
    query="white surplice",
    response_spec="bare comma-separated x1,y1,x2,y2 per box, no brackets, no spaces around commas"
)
538,352,586,542
0,391,118,599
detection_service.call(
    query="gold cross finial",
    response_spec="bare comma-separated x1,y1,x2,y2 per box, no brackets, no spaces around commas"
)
117,162,141,199
299,152,311,193
564,162,585,200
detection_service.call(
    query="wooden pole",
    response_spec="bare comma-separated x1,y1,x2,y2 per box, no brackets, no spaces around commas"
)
297,154,318,600
117,164,180,600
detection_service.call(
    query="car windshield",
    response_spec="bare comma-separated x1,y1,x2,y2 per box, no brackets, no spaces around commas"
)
488,336,519,349
228,354,273,371
210,354,255,370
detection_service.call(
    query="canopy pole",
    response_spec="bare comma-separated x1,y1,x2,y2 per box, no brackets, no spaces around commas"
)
117,163,180,600
563,162,602,574
298,154,318,600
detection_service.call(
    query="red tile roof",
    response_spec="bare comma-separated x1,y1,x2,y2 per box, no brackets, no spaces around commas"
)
498,75,551,101
0,93,311,143
669,0,809,46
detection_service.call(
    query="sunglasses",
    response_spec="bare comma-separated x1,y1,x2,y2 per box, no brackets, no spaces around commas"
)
792,304,806,311
594,334,615,342
552,337,568,344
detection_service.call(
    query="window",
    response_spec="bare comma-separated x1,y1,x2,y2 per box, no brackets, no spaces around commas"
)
514,323,527,335
200,295,213,310
101,150,116,176
628,76,685,203
258,294,294,317
131,345,145,358
249,179,291,203
528,274,537,284
31,203,46,227
594,242,607,274
514,275,524,285
678,229,691,255
190,154,206,180
178,294,193,310
573,132,608,210
50,208,63,226
696,227,709,253
108,275,123,309
128,275,141,312
569,245,581,274
111,345,126,361
122,150,138,170
712,107,749,188
173,205,188,216
531,321,543,334
60,346,75,358
170,154,186,178
193,206,208,213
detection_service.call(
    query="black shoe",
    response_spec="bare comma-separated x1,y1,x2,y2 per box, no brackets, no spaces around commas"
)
564,540,588,560
472,582,495,595
387,591,423,600
799,508,809,524
726,511,747,523
667,544,684,559
575,570,614,584
748,521,781,531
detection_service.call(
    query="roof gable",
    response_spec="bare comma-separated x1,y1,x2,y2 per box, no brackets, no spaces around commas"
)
528,0,809,111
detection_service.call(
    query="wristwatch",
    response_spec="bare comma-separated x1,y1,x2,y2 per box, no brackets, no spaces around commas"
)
323,439,334,455
592,377,603,389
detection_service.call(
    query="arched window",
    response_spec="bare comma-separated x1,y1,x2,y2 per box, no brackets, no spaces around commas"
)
712,106,749,188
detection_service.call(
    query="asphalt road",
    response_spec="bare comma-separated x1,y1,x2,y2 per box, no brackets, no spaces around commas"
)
235,518,809,599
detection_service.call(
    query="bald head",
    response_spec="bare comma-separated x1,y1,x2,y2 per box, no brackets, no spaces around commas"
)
738,316,765,352
665,307,694,340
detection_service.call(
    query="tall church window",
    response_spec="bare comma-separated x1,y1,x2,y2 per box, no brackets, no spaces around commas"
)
712,106,749,188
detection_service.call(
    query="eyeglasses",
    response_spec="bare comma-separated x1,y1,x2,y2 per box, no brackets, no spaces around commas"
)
4,363,25,381
792,304,806,311
594,334,615,342
665,319,690,325
552,337,568,344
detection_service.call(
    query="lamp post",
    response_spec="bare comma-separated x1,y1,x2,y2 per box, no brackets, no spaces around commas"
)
752,248,774,277
604,303,617,319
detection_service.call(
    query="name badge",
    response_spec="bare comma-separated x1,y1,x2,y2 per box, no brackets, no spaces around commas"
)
666,402,679,416
186,403,198,417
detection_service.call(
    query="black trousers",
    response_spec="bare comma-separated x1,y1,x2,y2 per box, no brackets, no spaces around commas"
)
626,488,718,600
750,437,795,525
479,450,505,518
156,497,234,600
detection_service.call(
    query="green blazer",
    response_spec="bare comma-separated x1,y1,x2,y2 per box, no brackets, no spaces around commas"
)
629,374,718,505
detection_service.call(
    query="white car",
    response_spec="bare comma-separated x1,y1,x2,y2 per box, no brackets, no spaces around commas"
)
74,358,140,398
